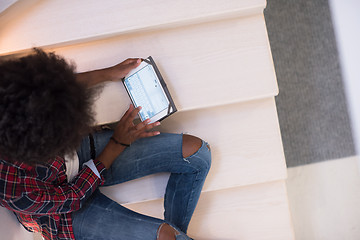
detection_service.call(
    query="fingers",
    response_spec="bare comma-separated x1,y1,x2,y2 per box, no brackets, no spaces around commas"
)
121,104,138,121
138,130,161,139
124,58,141,64
135,118,151,130
134,120,160,138
123,58,141,69
110,58,142,81
116,105,160,144
135,120,160,131
119,104,134,125
123,104,134,117
123,105,160,132
129,106,141,120
146,121,161,131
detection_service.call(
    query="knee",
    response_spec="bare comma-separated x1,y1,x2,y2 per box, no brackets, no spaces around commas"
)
182,134,211,170
182,134,202,158
157,223,179,240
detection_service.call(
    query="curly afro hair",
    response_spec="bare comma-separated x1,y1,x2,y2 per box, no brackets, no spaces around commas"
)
0,48,96,164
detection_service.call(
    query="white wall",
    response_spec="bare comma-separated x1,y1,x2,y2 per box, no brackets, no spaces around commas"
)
329,0,360,166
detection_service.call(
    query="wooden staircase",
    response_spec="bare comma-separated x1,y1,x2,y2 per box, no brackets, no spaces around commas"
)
0,1,294,239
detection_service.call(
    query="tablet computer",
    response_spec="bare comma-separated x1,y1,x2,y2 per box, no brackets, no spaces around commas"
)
122,56,177,123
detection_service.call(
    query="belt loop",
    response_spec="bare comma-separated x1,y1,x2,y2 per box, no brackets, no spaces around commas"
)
88,134,96,160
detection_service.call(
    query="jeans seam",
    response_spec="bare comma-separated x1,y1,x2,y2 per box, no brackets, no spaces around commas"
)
182,171,200,232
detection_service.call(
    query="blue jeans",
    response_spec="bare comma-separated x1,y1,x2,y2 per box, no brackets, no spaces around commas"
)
72,131,211,240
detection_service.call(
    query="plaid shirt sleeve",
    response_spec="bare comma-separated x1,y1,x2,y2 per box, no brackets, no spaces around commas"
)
0,157,106,215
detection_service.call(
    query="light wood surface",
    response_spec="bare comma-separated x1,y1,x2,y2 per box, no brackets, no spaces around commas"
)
30,14,278,124
100,98,287,204
123,180,295,240
0,0,265,55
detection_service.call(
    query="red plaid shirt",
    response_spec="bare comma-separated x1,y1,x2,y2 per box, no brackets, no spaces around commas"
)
0,156,106,240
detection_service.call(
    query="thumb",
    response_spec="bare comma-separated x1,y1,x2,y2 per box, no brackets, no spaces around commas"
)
123,58,141,72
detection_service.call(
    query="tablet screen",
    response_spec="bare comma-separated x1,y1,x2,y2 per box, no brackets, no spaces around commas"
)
124,63,170,121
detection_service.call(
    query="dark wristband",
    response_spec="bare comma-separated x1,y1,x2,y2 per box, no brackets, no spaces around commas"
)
110,137,130,147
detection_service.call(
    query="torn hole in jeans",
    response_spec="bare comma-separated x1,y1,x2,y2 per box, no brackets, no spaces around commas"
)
157,223,180,240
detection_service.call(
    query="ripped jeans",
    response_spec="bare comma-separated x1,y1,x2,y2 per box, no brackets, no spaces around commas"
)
72,132,211,240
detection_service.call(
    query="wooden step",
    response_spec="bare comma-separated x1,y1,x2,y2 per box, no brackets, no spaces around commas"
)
0,0,265,55
8,13,277,124
100,97,287,204
119,180,294,240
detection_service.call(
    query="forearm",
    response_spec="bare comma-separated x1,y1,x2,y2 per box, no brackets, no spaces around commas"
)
76,67,113,87
76,58,141,87
2,166,103,215
96,140,126,169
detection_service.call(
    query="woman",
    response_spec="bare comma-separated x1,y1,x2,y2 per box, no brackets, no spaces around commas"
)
0,49,211,240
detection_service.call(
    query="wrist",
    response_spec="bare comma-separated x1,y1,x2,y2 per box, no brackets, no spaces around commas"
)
110,136,130,147
92,68,113,84
96,139,126,169
101,66,119,82
76,68,110,87
107,139,127,154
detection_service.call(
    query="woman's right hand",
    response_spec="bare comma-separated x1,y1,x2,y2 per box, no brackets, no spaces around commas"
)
111,104,160,146
97,105,160,169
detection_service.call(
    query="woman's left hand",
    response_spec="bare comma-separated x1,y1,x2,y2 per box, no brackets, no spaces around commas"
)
106,58,141,82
